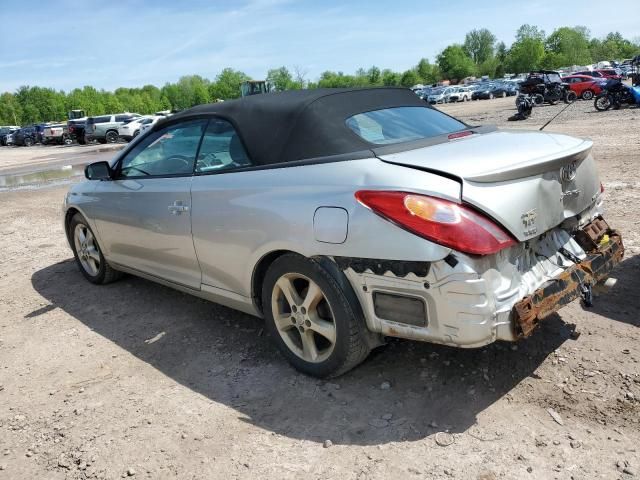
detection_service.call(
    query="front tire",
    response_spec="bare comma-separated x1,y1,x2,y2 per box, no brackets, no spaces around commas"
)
24,137,34,147
69,213,122,285
262,254,372,377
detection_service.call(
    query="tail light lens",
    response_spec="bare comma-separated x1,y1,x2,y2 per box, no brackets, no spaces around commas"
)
355,190,516,255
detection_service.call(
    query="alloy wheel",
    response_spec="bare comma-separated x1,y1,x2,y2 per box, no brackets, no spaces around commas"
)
271,273,336,363
73,223,101,276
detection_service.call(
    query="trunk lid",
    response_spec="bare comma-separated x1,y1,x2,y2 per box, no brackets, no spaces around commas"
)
377,129,600,242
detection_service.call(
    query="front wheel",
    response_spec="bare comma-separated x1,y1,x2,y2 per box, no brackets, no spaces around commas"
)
594,94,611,111
533,94,544,106
262,254,372,377
24,137,34,147
69,213,122,284
582,89,594,100
565,91,577,103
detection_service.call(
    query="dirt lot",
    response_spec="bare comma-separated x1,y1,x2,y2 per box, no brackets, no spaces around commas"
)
0,98,638,480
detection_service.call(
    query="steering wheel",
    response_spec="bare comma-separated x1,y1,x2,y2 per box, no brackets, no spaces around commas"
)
166,155,192,172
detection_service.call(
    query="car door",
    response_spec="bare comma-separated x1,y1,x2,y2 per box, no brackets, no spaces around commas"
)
190,118,255,295
90,119,207,289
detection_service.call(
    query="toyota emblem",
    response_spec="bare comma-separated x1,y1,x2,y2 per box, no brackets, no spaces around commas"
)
560,161,578,182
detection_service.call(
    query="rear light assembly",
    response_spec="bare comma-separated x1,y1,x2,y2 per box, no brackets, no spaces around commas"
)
355,190,516,255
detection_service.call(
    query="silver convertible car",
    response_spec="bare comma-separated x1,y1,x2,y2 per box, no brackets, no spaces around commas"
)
64,88,623,377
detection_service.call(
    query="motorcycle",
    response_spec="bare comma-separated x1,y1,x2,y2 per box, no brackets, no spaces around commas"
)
594,79,640,111
517,70,576,107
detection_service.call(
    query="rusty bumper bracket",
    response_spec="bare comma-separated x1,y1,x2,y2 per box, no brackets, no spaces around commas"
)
513,219,624,338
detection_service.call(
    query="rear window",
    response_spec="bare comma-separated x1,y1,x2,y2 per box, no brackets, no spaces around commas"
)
345,107,466,145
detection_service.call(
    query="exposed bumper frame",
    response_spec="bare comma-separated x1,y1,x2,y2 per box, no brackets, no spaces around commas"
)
513,218,624,337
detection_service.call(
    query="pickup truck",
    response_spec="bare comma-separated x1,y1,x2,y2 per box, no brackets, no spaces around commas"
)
43,124,72,145
67,119,87,144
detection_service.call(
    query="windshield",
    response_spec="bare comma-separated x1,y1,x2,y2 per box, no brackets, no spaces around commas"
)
346,106,466,145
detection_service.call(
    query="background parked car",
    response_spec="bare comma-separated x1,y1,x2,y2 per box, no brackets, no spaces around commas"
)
137,116,165,137
2,128,19,146
446,86,472,102
574,69,622,80
117,116,157,141
43,124,72,145
427,87,455,104
13,126,38,146
0,126,20,146
85,113,141,144
472,83,508,100
562,75,605,100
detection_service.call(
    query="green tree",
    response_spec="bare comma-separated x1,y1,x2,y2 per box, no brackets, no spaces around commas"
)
209,68,250,100
267,66,295,91
545,26,591,66
367,66,381,85
400,69,420,88
437,45,475,80
416,58,438,84
381,69,400,86
507,25,546,73
463,28,496,65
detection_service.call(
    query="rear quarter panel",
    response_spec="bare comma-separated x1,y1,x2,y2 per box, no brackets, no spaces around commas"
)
190,158,460,296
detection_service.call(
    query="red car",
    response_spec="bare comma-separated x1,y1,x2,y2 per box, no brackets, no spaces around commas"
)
574,69,623,80
562,75,605,100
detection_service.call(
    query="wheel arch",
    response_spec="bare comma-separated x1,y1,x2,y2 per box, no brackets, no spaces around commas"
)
251,249,295,314
64,207,82,245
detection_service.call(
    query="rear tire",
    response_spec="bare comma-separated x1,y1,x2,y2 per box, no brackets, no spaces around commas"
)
69,213,123,285
24,137,34,147
594,94,611,111
262,253,372,377
533,94,545,106
105,131,119,143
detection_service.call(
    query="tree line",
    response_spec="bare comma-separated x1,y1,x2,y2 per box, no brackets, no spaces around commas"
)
1,24,637,126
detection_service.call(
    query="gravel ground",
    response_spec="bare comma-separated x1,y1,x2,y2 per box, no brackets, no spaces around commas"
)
0,97,638,480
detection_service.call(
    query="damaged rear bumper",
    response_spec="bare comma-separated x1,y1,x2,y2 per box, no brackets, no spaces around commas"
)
513,219,624,337
339,216,623,348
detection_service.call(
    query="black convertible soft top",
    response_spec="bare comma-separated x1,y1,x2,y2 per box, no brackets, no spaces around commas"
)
169,87,430,166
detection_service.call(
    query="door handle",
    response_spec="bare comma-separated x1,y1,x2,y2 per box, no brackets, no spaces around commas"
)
168,201,190,215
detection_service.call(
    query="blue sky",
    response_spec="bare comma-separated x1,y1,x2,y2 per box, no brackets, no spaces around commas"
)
0,0,637,93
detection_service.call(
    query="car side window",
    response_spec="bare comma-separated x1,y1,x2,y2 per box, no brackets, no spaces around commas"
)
195,119,252,173
119,120,206,178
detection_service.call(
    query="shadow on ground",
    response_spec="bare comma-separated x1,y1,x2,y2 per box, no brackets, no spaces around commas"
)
587,255,640,327
32,259,574,446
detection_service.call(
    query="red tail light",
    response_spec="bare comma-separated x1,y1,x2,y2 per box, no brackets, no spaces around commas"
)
355,191,517,255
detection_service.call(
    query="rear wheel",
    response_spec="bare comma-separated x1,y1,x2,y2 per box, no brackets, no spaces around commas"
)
565,91,577,103
69,213,122,285
105,131,119,143
262,254,372,377
582,89,594,100
24,137,34,147
533,94,545,106
594,94,611,111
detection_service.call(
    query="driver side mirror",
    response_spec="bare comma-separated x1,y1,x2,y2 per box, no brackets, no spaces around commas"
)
85,161,112,181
